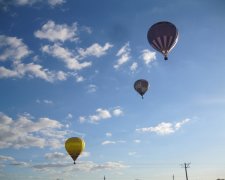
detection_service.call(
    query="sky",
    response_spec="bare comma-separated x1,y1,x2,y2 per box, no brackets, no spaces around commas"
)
0,0,225,179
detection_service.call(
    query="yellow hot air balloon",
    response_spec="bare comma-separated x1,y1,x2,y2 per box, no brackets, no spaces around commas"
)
65,137,85,164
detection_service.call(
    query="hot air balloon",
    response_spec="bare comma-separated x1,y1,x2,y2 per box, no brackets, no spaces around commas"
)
134,79,149,99
147,21,178,60
65,137,85,164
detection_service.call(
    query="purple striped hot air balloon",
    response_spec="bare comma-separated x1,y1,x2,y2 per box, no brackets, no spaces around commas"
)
147,21,178,60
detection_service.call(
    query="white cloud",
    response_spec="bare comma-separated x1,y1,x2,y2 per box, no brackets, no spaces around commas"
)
75,74,84,82
0,155,14,161
16,63,56,81
102,141,116,145
66,113,73,119
78,43,113,58
44,151,90,161
47,0,65,7
0,62,67,82
140,49,156,65
0,112,69,149
9,161,29,167
41,43,92,70
0,156,127,174
43,99,53,104
45,152,67,160
106,132,112,137
0,35,31,62
80,152,90,158
0,0,65,7
89,108,111,123
136,119,190,135
112,107,123,116
102,140,126,145
81,26,92,34
56,71,67,80
87,84,97,93
31,160,128,172
90,161,128,171
79,116,86,123
36,99,53,104
114,42,131,69
128,152,136,156
35,20,77,42
133,139,141,143
0,35,68,82
0,66,18,78
130,62,138,72
80,107,123,124
175,118,190,130
0,155,29,169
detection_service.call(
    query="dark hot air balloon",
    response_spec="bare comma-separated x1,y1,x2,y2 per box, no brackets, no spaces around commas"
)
134,79,149,99
147,21,178,60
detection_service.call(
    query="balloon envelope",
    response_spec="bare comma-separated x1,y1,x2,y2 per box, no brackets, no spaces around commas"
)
147,21,178,60
134,79,149,98
65,137,85,164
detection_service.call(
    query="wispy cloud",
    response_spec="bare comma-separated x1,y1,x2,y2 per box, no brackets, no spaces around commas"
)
1,155,127,175
128,152,136,156
102,140,126,145
45,152,66,160
42,43,92,70
47,0,65,7
78,43,113,58
66,113,73,119
133,139,141,143
44,151,90,161
0,63,68,82
0,155,29,169
87,84,97,93
89,108,111,123
0,155,14,162
79,116,86,123
35,20,78,42
79,107,123,124
0,35,31,62
0,0,65,8
0,35,68,82
36,99,53,105
0,112,70,149
106,132,112,137
75,74,85,82
130,62,138,72
114,42,131,69
31,160,128,172
112,107,123,116
140,49,156,65
136,118,190,135
102,141,116,145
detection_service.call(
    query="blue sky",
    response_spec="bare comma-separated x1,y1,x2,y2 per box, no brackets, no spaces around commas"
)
0,0,225,179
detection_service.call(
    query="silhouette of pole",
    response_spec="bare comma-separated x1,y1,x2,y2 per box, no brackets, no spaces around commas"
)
181,163,190,180
104,176,106,180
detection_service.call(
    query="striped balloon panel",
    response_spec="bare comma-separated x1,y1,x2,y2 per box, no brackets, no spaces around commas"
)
147,21,178,55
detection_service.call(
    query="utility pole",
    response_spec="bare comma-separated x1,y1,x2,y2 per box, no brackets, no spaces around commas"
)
181,163,190,180
104,175,106,180
173,174,174,180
